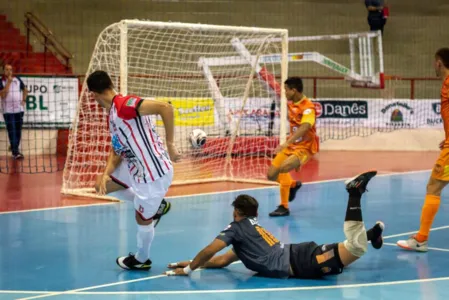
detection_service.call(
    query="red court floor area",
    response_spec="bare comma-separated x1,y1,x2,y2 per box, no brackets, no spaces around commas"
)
0,151,438,212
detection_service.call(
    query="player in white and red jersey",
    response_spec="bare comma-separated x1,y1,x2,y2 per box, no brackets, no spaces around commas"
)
87,70,181,271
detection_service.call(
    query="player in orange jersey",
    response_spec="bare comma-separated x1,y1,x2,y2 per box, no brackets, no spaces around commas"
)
397,48,449,252
268,77,319,217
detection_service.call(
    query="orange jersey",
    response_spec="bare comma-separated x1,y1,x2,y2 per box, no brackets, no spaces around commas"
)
442,76,449,144
287,96,318,154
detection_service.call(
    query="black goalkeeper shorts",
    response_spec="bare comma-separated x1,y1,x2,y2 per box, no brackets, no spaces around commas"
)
289,242,344,279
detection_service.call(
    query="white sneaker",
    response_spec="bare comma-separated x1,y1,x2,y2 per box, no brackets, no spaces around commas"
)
397,236,428,252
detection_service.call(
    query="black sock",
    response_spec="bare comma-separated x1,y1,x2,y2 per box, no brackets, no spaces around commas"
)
345,191,362,222
366,223,382,241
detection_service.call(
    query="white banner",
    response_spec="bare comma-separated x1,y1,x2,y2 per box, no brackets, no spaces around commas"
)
221,98,443,132
222,97,282,135
0,76,79,128
315,98,442,129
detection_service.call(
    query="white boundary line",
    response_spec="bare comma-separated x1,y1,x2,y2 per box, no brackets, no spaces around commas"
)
383,242,449,252
383,225,449,239
16,275,167,300
0,169,431,215
13,276,449,296
0,202,117,215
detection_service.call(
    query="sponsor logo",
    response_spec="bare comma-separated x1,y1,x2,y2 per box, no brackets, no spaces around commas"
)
314,100,368,119
53,85,75,93
381,102,414,128
290,54,304,61
126,97,138,107
427,102,443,126
157,98,215,126
323,58,349,74
314,102,323,117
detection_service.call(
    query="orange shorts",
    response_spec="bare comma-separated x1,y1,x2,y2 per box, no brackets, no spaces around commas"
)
431,147,449,181
271,147,313,169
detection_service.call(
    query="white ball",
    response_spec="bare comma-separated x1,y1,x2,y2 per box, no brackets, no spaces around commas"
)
189,129,207,148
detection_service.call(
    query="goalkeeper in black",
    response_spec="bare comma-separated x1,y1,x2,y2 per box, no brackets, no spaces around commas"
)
165,170,384,279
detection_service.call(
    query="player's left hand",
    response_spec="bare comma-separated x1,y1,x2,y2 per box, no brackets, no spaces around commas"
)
274,143,288,154
167,143,181,163
165,268,188,276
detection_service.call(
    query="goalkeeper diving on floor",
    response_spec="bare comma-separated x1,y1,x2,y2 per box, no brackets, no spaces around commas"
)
165,170,384,279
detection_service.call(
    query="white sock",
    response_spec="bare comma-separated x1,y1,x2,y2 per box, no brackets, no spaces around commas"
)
135,222,155,263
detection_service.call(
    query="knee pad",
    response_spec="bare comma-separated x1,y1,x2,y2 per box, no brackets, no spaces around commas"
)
343,221,368,257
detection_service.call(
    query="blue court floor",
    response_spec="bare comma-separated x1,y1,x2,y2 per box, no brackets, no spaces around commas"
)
2,170,449,300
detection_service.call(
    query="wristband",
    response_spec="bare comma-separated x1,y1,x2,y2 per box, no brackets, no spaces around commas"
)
183,265,192,275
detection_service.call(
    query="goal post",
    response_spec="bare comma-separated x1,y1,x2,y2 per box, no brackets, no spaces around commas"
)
62,20,289,198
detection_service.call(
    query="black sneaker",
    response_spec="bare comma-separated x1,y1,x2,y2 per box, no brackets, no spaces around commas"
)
153,199,171,228
345,170,377,194
289,181,302,202
116,253,152,270
370,221,385,249
269,205,290,217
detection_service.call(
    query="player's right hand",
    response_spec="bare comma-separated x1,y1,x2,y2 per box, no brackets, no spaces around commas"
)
167,261,190,268
98,174,111,195
439,140,446,150
167,144,181,163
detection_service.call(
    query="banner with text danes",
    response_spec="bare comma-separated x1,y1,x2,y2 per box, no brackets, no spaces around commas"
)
313,100,368,127
314,99,443,129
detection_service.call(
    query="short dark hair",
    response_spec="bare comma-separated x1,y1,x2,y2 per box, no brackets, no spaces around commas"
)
232,194,259,217
284,76,303,93
87,70,113,93
436,48,449,69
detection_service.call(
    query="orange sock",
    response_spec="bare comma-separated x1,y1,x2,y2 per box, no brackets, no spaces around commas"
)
290,180,297,188
416,194,441,242
278,173,293,209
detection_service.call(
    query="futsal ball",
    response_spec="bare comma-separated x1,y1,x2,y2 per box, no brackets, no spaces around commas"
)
189,129,207,148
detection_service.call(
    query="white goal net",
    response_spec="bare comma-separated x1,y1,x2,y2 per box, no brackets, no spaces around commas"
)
62,20,288,197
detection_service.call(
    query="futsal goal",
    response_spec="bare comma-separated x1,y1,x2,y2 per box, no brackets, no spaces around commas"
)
62,20,290,198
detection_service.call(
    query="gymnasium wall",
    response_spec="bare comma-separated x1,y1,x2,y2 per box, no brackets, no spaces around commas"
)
1,0,448,81
1,0,448,152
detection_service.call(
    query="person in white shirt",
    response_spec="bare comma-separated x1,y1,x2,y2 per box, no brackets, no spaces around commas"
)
0,64,27,159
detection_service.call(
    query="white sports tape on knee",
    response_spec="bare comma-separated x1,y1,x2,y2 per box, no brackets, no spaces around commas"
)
343,221,368,257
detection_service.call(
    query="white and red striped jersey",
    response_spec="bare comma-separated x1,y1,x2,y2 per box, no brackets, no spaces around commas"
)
109,94,172,183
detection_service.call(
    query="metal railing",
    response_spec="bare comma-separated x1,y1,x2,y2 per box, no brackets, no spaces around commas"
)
24,12,73,72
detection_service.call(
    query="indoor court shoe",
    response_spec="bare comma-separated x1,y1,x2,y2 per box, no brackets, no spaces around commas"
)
397,236,428,252
269,205,290,217
153,199,171,228
370,221,385,249
345,170,377,194
288,181,302,202
116,253,152,270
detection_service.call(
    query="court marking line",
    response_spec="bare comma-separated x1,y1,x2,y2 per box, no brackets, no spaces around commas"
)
13,276,449,296
0,202,116,215
383,242,449,252
16,261,244,300
165,169,430,199
0,169,431,215
383,224,449,239
16,275,167,300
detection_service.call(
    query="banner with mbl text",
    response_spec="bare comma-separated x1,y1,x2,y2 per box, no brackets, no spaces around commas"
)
0,76,79,129
314,98,443,129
